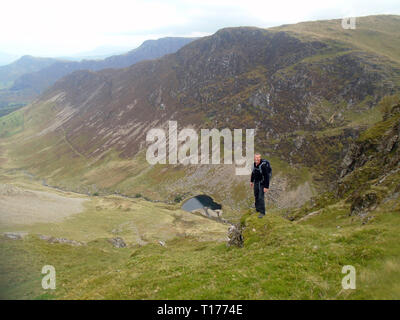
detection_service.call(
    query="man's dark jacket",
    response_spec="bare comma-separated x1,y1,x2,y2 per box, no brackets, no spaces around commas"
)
250,159,271,189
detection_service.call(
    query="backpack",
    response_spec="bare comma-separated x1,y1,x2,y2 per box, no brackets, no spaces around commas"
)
253,159,272,183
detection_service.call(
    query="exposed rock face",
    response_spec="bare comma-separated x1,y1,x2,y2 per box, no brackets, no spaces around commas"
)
335,103,400,216
339,143,369,179
2,232,28,240
350,191,379,216
108,237,127,248
338,108,400,197
227,224,243,247
39,235,84,246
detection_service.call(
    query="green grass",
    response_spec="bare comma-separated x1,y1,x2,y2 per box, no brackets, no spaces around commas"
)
0,109,24,138
2,206,399,299
0,236,132,299
275,15,400,66
358,112,400,143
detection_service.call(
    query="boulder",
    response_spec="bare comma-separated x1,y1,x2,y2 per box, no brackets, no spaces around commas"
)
39,235,83,246
3,232,28,240
227,224,244,247
108,237,127,248
350,191,379,216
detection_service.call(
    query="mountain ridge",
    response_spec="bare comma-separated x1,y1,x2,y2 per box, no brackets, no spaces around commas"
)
10,37,197,97
0,37,197,115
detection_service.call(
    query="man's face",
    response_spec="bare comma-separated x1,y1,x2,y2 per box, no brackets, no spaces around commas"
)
254,154,261,165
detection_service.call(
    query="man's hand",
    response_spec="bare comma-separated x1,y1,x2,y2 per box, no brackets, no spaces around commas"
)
264,188,269,192
250,182,254,188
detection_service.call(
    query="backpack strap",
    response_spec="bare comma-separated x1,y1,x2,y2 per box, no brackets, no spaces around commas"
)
260,160,272,183
253,160,272,184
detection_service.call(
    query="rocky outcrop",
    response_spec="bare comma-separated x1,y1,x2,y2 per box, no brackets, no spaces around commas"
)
39,235,84,246
350,191,379,216
227,224,243,247
108,237,127,248
339,143,369,179
2,232,28,240
336,102,400,215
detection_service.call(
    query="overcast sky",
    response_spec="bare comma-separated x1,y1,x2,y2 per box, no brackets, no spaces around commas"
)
1,0,399,57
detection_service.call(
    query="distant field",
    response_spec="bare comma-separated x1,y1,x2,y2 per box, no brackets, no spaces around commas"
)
0,103,25,118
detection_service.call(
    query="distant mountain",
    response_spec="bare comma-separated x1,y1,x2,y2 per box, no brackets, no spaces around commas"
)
0,55,62,114
8,37,197,101
0,52,20,67
0,55,60,86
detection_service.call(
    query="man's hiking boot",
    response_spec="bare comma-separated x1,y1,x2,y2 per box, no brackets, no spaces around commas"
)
258,213,265,219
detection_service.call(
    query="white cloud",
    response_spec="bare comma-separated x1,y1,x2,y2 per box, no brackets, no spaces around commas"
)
0,0,399,56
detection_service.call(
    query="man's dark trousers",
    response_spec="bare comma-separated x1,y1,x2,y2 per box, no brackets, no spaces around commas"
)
254,181,265,215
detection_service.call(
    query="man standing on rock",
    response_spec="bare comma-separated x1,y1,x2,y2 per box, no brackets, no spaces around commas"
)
250,153,272,218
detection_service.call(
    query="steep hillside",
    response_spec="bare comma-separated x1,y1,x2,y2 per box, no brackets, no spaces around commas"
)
289,99,400,223
1,15,400,220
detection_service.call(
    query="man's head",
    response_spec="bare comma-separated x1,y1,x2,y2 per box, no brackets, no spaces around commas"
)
254,153,261,165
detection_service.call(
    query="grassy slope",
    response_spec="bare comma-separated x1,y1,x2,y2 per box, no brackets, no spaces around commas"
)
0,170,228,300
0,109,24,138
1,200,399,299
275,15,400,66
